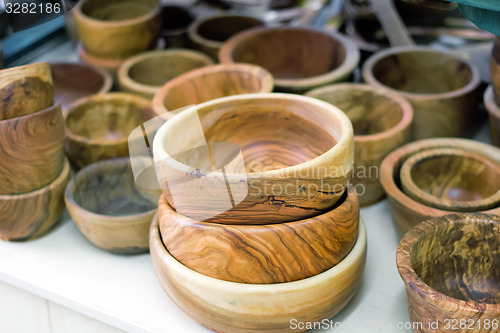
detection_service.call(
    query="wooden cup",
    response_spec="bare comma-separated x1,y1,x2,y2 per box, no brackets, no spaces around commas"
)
485,85,500,147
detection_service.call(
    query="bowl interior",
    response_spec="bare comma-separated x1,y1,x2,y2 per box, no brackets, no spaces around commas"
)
52,64,106,105
81,0,156,21
196,16,263,42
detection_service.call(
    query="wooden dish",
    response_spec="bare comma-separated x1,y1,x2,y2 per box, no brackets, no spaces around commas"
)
491,36,500,106
485,85,500,147
78,43,124,78
306,83,413,206
0,104,65,194
363,46,481,139
0,62,53,120
152,63,273,114
0,159,70,241
118,50,214,99
397,213,500,333
219,26,360,93
160,5,194,49
73,0,162,60
150,213,367,333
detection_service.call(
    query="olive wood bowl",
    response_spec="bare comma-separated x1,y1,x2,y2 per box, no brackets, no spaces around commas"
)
219,26,360,93
397,213,500,333
78,43,124,78
306,83,413,206
491,36,500,105
150,213,367,333
485,85,500,147
160,5,194,49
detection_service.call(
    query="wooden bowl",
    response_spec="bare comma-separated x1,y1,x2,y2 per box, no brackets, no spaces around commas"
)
65,157,160,254
73,0,162,60
152,63,273,114
219,26,360,93
118,50,214,99
0,159,70,241
306,83,413,206
0,62,53,120
64,93,155,169
0,104,65,194
491,36,500,106
363,46,481,139
158,184,359,284
485,85,500,147
188,14,265,59
150,213,367,333
160,5,195,49
397,213,500,333
78,43,124,78
153,93,354,224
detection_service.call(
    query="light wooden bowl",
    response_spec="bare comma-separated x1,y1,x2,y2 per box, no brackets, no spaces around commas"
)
397,213,500,333
0,62,53,120
118,50,214,99
150,213,367,333
73,0,162,60
153,93,354,224
219,26,360,93
152,63,273,114
485,85,500,147
160,5,194,49
363,46,481,139
65,157,160,254
0,159,70,241
491,37,500,106
0,104,65,194
306,83,413,206
78,43,124,78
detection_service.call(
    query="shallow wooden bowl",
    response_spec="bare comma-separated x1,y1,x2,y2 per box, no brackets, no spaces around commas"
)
363,46,481,139
160,5,194,48
0,62,53,120
65,157,160,254
306,83,413,206
150,213,367,333
152,63,273,114
0,104,65,194
73,0,161,60
219,26,360,93
485,85,500,147
397,213,500,333
153,93,354,224
118,50,214,99
0,159,70,241
77,43,123,78
491,37,500,106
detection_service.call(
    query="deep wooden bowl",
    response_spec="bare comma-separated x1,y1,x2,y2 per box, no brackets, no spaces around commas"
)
152,63,273,114
0,104,65,194
0,159,70,241
363,46,481,139
73,0,161,59
306,83,413,206
219,26,360,93
397,213,500,333
0,62,53,120
65,157,160,254
78,43,124,78
118,50,214,99
160,5,194,49
491,37,500,106
150,213,367,333
485,85,500,147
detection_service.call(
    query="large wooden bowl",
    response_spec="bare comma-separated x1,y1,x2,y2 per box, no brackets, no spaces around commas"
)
397,213,500,333
363,46,481,139
0,62,53,120
153,93,354,224
491,37,500,105
65,157,160,254
485,85,500,147
219,26,360,93
0,104,65,194
306,83,413,206
150,213,367,333
78,43,124,78
0,159,70,241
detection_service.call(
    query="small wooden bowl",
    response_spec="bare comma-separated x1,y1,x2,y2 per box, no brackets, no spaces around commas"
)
306,83,413,206
0,62,53,120
0,159,70,241
78,43,124,78
150,213,367,333
491,37,500,106
160,5,195,49
65,157,160,254
0,104,65,194
73,0,162,60
363,46,481,139
485,85,500,147
219,26,360,93
64,93,154,169
118,50,214,99
397,213,500,333
152,63,273,114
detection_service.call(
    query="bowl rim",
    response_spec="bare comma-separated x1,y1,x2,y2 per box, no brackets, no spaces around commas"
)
485,85,500,117
0,103,61,125
0,62,52,86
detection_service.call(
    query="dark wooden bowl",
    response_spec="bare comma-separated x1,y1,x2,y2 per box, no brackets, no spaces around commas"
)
78,43,124,78
160,5,194,49
485,85,500,147
397,213,500,333
491,37,500,106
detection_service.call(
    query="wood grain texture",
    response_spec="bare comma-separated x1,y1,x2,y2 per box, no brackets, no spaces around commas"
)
65,157,160,254
397,213,500,333
491,37,500,106
485,85,500,147
0,159,70,241
0,104,65,194
78,43,123,78
306,83,413,206
150,213,367,333
363,46,481,139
